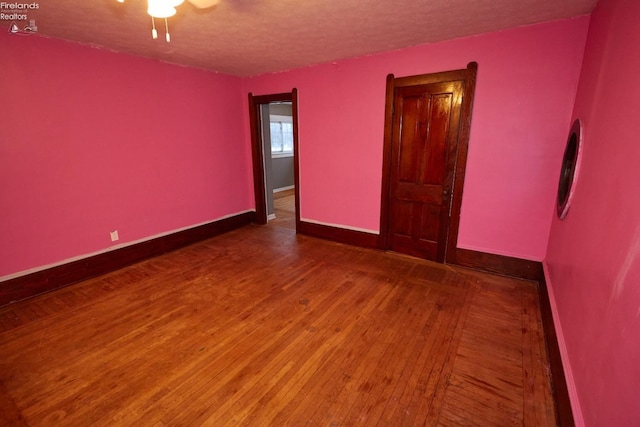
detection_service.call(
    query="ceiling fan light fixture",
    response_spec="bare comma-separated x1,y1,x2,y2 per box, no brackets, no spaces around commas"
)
117,0,218,42
147,0,177,19
151,17,158,39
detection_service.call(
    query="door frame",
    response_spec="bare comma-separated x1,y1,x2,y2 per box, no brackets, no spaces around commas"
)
378,62,478,263
248,89,300,229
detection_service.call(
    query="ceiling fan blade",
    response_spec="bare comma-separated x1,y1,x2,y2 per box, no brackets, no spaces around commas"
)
186,0,221,8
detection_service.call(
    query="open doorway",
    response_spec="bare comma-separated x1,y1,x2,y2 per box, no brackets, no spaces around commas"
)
263,101,294,224
248,90,300,230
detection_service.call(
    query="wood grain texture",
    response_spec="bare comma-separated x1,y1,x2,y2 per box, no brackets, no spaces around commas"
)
454,247,544,281
0,380,28,427
281,190,572,423
0,211,255,306
378,73,397,250
298,221,380,250
272,188,296,230
380,63,478,264
387,81,463,262
292,88,302,232
248,92,269,225
0,222,556,426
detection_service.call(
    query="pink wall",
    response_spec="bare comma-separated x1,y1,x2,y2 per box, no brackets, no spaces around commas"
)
243,17,589,260
0,36,253,279
545,0,640,425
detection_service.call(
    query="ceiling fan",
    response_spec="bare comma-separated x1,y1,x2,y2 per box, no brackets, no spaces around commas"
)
117,0,221,42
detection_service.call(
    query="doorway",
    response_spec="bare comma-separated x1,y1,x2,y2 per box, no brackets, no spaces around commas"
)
248,90,300,230
379,63,477,263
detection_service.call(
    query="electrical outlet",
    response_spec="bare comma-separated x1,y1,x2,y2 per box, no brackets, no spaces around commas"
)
110,230,119,242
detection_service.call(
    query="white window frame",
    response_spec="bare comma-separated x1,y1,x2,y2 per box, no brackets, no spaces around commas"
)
269,114,294,158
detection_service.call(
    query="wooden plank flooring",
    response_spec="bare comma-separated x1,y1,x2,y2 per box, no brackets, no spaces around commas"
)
272,188,296,230
0,207,556,426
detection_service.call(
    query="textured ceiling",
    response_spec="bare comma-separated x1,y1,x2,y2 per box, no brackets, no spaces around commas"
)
18,0,597,76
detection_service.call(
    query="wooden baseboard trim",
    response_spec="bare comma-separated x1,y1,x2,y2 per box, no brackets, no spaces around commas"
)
539,272,575,427
0,211,256,306
452,248,544,281
297,221,380,249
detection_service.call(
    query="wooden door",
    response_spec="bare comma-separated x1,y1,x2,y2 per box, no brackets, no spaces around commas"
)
380,63,477,263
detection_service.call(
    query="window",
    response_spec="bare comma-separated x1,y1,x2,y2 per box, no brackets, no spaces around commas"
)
270,114,293,158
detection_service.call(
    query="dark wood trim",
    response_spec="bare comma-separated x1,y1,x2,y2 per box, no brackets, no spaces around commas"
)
298,221,379,250
378,73,396,250
452,248,543,281
292,88,302,231
392,68,468,88
0,211,256,306
445,62,478,263
248,92,267,225
248,91,298,228
250,92,293,105
378,62,478,264
539,271,575,427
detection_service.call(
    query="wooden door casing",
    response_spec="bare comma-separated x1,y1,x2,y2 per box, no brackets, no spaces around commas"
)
380,63,478,263
248,90,301,229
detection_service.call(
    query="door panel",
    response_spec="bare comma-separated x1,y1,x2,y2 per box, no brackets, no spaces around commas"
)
419,203,441,242
387,80,463,261
423,93,453,184
393,201,414,237
397,95,421,182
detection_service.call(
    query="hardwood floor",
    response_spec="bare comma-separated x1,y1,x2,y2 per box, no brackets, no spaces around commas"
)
272,188,296,230
0,219,556,426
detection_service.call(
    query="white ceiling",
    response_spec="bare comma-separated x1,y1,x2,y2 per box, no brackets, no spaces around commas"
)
19,0,597,76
